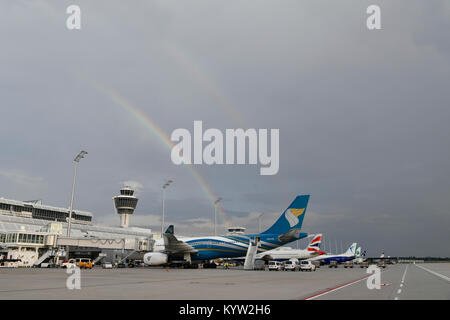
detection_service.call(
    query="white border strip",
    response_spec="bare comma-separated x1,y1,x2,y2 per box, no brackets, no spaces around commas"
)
416,264,450,282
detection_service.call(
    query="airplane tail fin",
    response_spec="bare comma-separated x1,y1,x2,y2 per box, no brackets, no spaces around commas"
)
165,225,174,234
345,243,357,255
261,195,310,236
307,234,323,253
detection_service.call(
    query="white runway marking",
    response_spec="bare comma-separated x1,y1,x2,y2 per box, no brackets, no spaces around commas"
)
394,264,408,300
416,264,450,282
401,264,408,284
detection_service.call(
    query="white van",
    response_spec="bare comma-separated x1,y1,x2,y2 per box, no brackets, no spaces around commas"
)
300,260,316,271
283,259,299,271
268,261,283,271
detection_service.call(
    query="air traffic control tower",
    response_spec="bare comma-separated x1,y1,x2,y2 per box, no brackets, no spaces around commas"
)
113,186,138,228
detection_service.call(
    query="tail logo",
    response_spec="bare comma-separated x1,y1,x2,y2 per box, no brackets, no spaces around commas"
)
285,208,305,227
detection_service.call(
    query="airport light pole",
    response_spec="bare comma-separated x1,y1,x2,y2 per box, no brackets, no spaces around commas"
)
214,198,222,236
66,150,87,258
161,179,173,236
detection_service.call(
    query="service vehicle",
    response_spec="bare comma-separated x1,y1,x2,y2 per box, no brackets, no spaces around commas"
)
77,258,93,269
377,260,386,268
284,259,300,271
344,261,354,268
360,261,369,268
300,260,316,271
328,260,338,268
61,259,77,269
268,261,283,271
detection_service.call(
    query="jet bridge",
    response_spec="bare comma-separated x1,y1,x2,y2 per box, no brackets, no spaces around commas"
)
56,236,152,251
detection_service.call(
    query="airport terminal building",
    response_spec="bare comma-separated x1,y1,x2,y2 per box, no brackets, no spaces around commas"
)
0,187,155,267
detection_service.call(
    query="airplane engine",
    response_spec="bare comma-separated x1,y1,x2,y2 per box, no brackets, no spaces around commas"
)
143,252,168,266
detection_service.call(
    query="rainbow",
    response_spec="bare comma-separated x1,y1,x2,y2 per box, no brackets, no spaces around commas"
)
164,41,245,128
88,79,231,228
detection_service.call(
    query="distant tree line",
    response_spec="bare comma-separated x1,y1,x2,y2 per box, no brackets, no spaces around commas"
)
397,256,450,262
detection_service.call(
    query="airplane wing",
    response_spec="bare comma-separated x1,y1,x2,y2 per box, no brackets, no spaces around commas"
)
256,253,273,261
162,225,198,254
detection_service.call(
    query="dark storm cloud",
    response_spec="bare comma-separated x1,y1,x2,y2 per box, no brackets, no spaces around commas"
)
1,1,449,256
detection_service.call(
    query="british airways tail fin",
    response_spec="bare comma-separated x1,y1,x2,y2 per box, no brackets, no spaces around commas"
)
307,234,323,253
261,195,310,235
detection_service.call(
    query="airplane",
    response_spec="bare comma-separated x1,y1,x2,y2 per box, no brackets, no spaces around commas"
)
353,246,366,264
143,195,311,267
307,242,357,265
253,233,325,261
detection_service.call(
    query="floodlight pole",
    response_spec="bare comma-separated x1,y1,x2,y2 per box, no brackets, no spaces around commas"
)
161,180,173,235
66,150,87,259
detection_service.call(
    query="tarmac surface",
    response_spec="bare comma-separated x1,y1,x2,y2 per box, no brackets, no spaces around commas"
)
0,263,448,299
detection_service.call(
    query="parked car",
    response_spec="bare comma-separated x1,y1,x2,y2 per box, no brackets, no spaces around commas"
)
377,260,387,268
344,261,354,268
300,260,316,272
268,261,283,271
328,261,338,268
360,261,369,268
61,259,77,269
77,258,93,269
284,259,299,271
63,258,93,269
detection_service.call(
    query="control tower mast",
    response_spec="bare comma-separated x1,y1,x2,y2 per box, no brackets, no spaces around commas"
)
113,186,138,228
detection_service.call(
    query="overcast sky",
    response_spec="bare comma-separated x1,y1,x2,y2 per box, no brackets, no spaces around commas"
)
1,1,449,257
